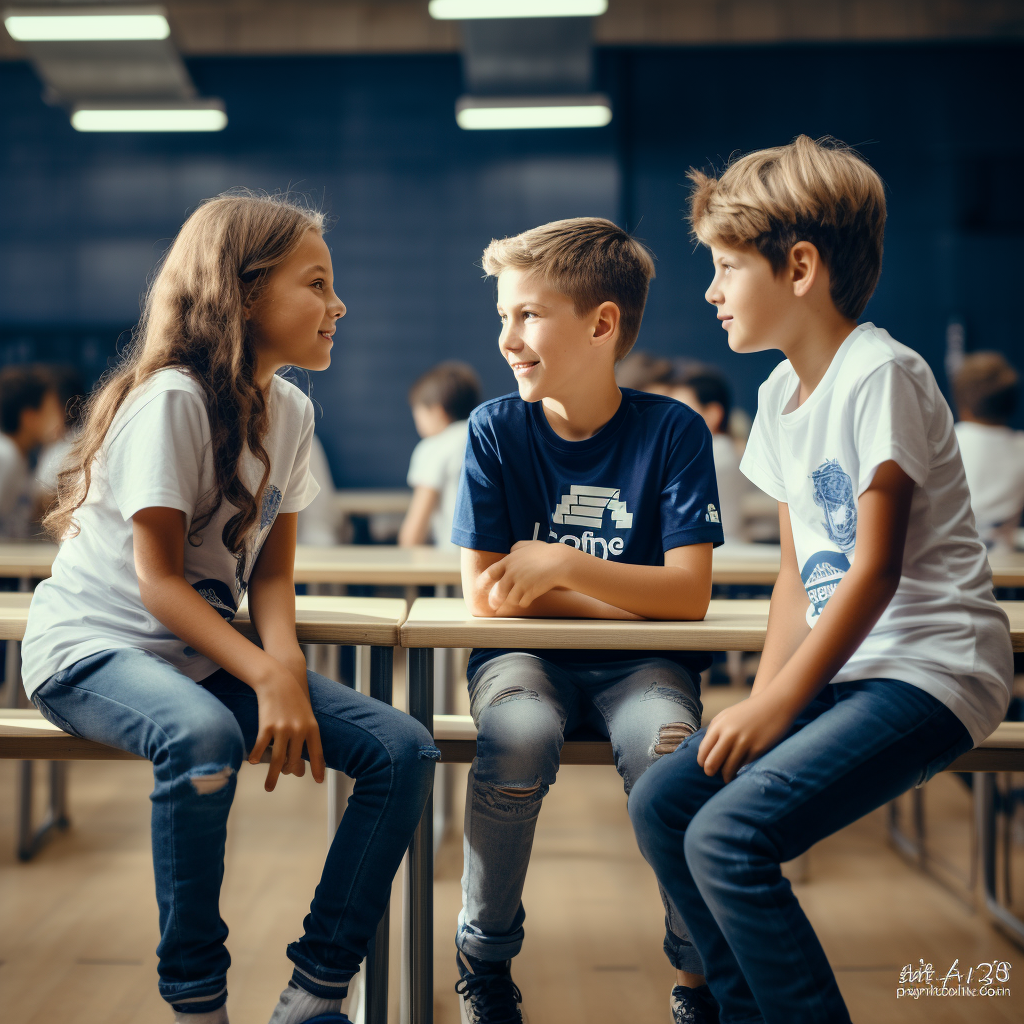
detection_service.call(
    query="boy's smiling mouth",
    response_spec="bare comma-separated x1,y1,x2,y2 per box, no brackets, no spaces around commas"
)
511,360,539,377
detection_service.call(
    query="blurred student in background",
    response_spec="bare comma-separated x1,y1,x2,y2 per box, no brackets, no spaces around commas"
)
36,365,85,504
672,367,749,542
953,351,1024,551
615,350,674,394
297,435,339,546
0,366,64,538
398,361,481,549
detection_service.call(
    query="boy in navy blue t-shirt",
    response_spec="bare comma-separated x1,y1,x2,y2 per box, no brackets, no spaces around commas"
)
451,217,724,1024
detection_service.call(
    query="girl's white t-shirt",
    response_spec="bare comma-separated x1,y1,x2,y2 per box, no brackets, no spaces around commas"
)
740,323,1012,746
21,367,319,696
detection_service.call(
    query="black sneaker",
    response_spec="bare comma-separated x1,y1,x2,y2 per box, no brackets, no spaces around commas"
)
455,950,524,1024
671,983,719,1024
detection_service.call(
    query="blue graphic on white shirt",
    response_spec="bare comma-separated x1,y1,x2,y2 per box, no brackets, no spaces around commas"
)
234,484,285,596
811,459,857,553
801,550,851,627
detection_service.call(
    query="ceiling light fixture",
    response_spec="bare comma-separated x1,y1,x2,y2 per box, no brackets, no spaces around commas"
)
430,0,606,20
71,101,226,132
455,94,611,130
4,6,170,42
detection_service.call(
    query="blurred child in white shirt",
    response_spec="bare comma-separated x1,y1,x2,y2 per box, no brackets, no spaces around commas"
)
953,351,1024,551
398,361,481,549
673,368,748,541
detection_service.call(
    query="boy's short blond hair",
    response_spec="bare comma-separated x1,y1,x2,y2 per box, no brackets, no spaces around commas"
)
688,135,886,319
953,351,1019,424
482,217,655,359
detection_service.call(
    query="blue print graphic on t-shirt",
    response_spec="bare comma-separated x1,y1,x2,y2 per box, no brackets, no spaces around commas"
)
800,550,850,627
261,485,283,528
811,458,857,553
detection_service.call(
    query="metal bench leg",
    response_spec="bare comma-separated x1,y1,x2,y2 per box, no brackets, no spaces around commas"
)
977,771,1024,947
407,647,434,1024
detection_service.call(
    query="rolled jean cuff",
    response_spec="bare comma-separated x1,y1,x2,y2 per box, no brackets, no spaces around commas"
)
456,921,524,962
664,929,705,975
287,944,353,999
166,984,228,1014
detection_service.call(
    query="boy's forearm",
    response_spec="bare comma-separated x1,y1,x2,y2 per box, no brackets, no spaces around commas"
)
559,548,710,620
494,588,641,620
757,564,901,714
750,566,810,696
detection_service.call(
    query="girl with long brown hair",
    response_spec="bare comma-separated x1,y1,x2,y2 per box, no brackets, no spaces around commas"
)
21,193,436,1024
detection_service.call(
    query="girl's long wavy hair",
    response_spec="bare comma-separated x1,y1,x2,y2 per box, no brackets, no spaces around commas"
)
44,191,325,553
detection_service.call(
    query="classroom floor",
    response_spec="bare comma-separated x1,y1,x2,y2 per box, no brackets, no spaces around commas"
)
0,675,1022,1023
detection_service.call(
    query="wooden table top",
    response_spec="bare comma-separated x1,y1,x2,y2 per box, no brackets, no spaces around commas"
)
0,593,407,646
401,596,1024,653
293,544,462,585
333,489,413,516
4,541,1024,588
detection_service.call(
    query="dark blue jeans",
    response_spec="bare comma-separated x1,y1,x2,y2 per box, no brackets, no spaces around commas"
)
32,648,438,1014
628,678,972,1024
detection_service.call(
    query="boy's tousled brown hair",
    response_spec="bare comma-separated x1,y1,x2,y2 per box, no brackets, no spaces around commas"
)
953,351,1019,425
482,217,655,359
44,191,325,549
408,361,482,422
688,135,886,319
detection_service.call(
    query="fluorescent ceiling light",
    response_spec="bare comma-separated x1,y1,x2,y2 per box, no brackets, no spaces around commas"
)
430,0,606,19
71,105,226,133
4,8,170,42
456,95,611,130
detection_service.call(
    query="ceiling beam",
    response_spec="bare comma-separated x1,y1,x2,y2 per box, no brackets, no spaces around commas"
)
1,0,1021,60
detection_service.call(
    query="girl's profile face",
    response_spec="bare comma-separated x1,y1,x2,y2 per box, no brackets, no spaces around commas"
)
247,228,345,382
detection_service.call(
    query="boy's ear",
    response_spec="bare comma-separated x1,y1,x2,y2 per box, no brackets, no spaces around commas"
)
590,300,621,350
789,241,823,298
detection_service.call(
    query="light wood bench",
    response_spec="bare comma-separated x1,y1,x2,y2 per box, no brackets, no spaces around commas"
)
0,593,406,1024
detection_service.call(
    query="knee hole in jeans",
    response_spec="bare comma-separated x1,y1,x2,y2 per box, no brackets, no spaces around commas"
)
487,686,541,708
652,722,695,758
186,765,235,795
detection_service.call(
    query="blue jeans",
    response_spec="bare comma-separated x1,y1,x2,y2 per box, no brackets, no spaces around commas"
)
458,652,704,971
32,648,438,1014
628,678,973,1024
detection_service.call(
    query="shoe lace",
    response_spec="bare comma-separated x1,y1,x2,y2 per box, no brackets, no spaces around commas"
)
455,972,523,1024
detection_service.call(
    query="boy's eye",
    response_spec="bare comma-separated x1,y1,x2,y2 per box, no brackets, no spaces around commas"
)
311,279,324,290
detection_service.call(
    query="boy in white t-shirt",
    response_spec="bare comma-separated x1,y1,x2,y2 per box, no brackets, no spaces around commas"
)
398,361,481,550
952,351,1024,552
628,136,1013,1024
672,367,748,541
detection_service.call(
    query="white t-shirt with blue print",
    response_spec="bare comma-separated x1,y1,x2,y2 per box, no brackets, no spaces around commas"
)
452,388,725,679
741,323,1012,745
21,367,320,696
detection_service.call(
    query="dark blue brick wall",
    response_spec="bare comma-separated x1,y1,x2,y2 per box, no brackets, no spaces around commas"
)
1,42,1021,485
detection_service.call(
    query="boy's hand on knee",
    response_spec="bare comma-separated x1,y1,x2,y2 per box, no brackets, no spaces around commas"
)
247,662,326,791
697,692,798,783
480,541,572,612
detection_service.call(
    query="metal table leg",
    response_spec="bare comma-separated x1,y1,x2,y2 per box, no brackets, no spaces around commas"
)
407,647,434,1024
364,645,393,1024
977,771,1024,948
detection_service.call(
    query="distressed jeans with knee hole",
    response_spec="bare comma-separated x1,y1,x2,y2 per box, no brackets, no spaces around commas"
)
457,652,705,971
31,648,437,1015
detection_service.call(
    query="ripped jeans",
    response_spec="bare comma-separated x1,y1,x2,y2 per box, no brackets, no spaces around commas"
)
31,648,437,1015
458,652,704,969
628,678,973,1024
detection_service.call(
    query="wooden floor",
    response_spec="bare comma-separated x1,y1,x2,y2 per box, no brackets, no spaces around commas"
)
1,696,1022,1021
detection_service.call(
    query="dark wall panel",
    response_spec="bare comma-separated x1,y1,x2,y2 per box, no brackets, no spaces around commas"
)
1,42,1021,486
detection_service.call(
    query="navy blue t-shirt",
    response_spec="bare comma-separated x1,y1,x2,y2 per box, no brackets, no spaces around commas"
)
452,388,725,679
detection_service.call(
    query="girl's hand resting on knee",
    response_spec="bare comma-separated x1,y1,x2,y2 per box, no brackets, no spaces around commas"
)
247,663,326,791
697,692,797,783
